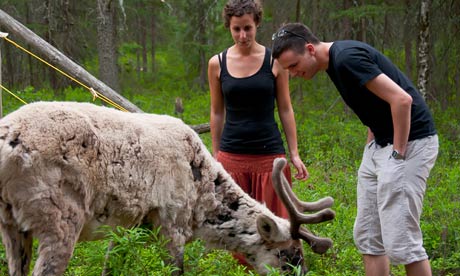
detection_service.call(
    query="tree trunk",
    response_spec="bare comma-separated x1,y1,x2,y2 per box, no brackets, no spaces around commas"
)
25,3,35,88
295,0,301,22
341,0,352,40
96,0,120,92
45,0,74,92
417,0,431,99
310,0,319,37
194,0,208,91
360,18,366,42
3,32,14,88
135,1,148,78
150,5,156,76
140,23,147,75
403,0,414,80
0,8,142,113
140,9,148,74
455,3,460,106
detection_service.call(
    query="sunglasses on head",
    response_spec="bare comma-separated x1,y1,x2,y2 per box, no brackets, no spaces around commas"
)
272,29,308,42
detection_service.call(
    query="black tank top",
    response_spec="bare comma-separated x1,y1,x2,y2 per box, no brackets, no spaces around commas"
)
218,47,285,154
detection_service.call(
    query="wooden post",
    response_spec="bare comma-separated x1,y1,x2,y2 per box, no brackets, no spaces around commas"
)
0,9,142,113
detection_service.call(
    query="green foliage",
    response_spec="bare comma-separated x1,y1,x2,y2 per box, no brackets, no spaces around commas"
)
64,240,107,276
330,4,402,22
0,244,6,275
0,86,100,115
101,226,178,276
184,240,248,276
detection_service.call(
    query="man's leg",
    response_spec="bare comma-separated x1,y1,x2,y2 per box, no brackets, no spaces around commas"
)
377,136,438,267
405,259,432,276
355,142,389,275
363,254,390,276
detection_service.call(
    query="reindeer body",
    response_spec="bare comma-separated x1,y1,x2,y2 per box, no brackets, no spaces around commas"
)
0,102,334,275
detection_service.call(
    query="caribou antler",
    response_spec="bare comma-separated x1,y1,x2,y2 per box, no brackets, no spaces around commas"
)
272,158,335,254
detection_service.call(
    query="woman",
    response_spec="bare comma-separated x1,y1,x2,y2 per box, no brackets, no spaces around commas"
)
207,0,308,220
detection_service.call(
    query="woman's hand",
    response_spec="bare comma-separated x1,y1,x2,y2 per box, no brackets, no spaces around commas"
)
291,155,309,180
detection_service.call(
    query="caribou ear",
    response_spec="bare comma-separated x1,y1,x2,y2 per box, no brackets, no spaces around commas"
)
257,215,282,241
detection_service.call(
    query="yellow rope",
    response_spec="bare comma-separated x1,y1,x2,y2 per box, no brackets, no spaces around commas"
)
0,83,28,105
1,36,129,112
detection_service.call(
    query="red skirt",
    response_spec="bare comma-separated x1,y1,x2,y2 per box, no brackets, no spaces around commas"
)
217,151,292,219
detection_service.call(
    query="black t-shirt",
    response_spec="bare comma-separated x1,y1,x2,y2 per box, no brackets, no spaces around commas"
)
326,40,436,146
218,48,285,154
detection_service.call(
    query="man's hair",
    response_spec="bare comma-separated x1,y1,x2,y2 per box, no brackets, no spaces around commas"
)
272,23,320,58
223,0,263,28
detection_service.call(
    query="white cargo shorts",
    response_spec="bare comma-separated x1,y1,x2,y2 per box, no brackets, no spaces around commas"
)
353,135,438,265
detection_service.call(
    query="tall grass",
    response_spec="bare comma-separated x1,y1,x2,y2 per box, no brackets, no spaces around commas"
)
0,86,458,275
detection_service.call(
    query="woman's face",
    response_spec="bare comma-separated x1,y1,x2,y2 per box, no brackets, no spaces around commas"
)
229,13,258,48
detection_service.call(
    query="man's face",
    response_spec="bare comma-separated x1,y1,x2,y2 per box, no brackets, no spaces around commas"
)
277,47,318,80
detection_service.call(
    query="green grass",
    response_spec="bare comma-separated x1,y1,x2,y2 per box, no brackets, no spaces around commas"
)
0,86,458,275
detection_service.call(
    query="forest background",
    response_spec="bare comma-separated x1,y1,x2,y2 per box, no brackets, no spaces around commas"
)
0,0,459,275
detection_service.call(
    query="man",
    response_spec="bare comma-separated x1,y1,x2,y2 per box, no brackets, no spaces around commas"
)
272,23,438,276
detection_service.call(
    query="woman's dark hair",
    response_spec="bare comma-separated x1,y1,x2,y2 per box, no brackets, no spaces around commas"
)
223,0,263,28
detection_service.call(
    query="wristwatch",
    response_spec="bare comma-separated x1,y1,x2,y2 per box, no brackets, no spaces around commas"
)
391,149,405,160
